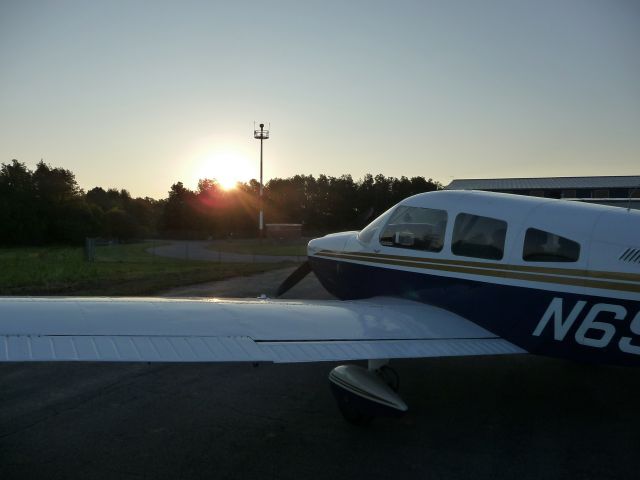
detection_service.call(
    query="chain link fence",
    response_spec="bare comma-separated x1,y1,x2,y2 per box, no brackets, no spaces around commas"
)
83,238,308,264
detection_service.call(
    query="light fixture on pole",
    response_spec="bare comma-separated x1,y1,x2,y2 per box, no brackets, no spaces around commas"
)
253,122,269,237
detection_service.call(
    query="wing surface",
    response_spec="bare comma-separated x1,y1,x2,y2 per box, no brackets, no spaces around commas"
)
0,297,525,363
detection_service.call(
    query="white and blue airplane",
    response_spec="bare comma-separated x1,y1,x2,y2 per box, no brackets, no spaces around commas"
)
1,190,638,424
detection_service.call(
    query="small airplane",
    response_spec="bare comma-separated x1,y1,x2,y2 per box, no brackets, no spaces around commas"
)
1,190,638,425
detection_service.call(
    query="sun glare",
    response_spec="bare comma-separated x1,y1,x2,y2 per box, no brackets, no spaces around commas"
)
194,150,254,191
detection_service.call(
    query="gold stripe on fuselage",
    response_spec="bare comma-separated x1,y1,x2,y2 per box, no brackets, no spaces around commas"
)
314,250,640,295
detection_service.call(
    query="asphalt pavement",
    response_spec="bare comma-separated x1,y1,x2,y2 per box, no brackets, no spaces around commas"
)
162,266,333,299
1,269,639,480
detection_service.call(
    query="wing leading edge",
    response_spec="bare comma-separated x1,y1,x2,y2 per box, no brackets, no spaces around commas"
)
0,297,525,363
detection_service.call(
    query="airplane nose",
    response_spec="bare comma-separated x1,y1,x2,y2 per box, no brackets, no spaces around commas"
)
308,232,355,255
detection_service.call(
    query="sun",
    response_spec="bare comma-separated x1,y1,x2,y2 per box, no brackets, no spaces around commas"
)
194,150,254,190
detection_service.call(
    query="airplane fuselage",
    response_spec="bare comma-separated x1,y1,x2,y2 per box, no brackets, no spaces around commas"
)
307,190,640,366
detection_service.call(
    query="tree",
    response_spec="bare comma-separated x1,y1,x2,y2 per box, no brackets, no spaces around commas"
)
160,182,200,237
0,160,40,244
104,207,138,241
32,161,90,243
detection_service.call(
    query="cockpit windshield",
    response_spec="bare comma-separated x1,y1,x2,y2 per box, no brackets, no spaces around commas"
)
379,206,447,252
357,207,394,244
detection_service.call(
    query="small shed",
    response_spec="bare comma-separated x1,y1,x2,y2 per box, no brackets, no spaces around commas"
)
266,223,303,239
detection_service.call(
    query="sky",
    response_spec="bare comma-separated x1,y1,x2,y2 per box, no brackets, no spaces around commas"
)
0,0,638,199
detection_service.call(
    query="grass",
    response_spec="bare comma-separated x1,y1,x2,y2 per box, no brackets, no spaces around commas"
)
0,242,292,296
206,238,308,256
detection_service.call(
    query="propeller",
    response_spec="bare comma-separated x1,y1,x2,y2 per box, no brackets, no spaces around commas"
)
276,260,312,297
356,206,375,229
275,206,373,298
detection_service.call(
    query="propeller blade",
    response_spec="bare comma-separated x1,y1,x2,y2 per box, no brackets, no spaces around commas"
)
276,261,312,297
356,206,374,228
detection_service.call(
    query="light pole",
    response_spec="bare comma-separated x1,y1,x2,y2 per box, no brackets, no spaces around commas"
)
253,123,269,237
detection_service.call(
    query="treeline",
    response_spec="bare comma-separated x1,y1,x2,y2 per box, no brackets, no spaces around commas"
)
0,159,442,245
0,160,161,244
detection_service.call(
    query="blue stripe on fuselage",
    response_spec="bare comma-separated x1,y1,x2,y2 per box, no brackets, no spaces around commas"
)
309,255,640,366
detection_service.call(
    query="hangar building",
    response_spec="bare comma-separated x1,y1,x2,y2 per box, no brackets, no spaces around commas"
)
446,175,640,209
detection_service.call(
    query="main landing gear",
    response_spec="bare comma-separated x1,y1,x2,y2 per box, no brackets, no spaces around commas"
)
328,360,407,426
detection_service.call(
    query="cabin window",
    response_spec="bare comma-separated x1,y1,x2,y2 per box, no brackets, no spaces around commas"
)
452,213,507,260
522,228,580,262
379,206,447,252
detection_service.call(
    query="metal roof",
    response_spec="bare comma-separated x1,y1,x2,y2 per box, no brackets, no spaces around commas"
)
446,176,640,191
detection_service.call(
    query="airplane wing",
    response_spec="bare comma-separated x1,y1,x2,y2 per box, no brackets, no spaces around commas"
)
0,297,525,362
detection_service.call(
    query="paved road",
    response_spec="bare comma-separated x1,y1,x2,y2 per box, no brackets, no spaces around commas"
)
162,266,334,299
149,240,306,263
1,272,639,479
